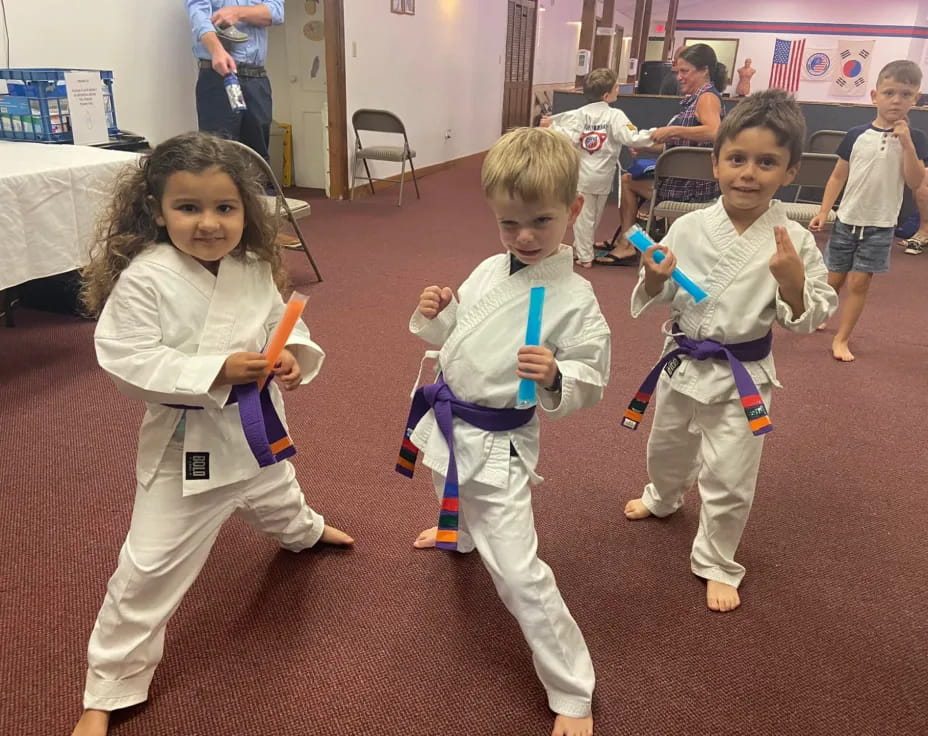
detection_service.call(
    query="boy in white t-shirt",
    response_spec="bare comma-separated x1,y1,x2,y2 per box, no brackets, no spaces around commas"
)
541,68,654,268
810,60,928,362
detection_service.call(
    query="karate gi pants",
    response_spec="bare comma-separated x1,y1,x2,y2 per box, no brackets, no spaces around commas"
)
572,192,609,264
83,441,324,711
431,462,595,718
640,378,772,588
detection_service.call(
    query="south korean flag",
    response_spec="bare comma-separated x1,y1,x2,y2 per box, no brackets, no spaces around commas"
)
830,39,875,97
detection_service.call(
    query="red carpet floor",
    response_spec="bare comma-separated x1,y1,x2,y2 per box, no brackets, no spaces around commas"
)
1,157,926,735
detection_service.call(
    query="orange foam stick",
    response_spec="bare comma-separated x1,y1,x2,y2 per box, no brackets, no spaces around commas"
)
263,291,308,372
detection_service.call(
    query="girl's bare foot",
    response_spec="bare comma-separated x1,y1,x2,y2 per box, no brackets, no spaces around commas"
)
624,498,652,520
706,580,741,612
816,322,827,331
71,709,109,736
831,338,855,362
552,713,593,736
320,525,354,545
413,526,438,549
578,261,592,269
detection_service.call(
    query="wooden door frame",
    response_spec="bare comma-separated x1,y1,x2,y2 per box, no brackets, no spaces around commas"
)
324,0,349,199
501,0,538,133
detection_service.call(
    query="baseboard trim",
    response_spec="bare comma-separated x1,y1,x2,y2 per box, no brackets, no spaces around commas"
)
348,150,485,198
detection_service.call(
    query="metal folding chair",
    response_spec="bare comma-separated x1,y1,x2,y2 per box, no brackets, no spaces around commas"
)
350,109,420,206
807,129,846,154
796,130,846,209
644,146,717,234
783,152,840,228
225,139,322,283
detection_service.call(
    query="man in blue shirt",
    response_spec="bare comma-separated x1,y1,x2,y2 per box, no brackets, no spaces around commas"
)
186,1,284,162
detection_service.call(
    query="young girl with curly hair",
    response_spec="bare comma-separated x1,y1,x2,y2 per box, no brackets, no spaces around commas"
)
73,132,353,736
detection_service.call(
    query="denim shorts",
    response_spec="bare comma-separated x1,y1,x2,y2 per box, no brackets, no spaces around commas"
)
824,219,894,274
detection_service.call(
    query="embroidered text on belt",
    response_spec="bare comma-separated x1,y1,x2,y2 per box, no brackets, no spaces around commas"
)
166,382,295,467
395,376,535,551
622,324,774,436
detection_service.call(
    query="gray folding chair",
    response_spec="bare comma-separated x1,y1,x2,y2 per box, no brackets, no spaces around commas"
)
807,129,846,154
783,152,840,229
225,139,322,283
350,109,419,206
796,130,845,208
645,147,717,234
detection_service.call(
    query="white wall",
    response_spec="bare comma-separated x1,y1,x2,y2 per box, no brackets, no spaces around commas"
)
675,1,924,100
4,0,198,144
343,0,508,175
534,0,582,85
533,0,638,85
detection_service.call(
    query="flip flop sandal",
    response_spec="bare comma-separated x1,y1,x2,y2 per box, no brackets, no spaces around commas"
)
903,236,926,254
594,253,639,267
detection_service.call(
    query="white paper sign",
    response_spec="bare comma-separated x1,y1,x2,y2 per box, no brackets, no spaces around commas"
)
64,72,109,145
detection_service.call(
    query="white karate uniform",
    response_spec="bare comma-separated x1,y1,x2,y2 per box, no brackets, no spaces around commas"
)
409,246,610,718
631,201,837,587
549,102,653,263
83,244,327,711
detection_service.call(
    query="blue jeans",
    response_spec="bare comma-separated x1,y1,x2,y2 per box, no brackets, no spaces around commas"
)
195,68,273,162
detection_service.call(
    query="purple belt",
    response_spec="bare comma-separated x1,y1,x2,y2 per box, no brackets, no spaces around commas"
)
622,324,774,436
395,376,535,551
165,382,295,468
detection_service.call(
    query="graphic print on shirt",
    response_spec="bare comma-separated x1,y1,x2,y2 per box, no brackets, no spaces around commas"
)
580,128,608,155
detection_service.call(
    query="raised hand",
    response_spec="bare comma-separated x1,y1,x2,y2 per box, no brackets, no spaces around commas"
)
417,286,453,319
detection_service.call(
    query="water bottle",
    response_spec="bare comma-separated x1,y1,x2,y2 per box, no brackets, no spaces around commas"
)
224,73,247,112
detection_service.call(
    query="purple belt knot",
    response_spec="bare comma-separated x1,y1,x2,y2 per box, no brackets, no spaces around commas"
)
395,375,535,551
163,382,295,469
622,323,774,437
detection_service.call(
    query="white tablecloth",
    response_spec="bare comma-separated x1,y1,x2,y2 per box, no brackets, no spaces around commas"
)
0,142,139,290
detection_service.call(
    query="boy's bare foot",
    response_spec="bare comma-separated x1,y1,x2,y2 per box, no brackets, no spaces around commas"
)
706,580,741,612
624,498,652,520
552,713,593,736
816,322,827,331
320,525,354,545
71,709,109,736
577,261,592,269
831,338,855,362
413,526,437,549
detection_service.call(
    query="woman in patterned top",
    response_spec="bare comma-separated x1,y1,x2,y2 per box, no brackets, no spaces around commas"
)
596,44,726,266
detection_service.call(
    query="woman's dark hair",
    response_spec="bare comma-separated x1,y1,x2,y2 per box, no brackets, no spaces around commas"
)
680,43,728,91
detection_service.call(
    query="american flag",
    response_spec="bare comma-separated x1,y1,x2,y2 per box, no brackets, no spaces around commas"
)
769,38,806,92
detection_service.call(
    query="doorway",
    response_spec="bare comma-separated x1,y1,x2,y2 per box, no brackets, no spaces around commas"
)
267,0,348,198
502,0,537,132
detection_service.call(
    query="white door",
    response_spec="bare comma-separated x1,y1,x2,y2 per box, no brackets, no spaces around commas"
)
284,0,328,192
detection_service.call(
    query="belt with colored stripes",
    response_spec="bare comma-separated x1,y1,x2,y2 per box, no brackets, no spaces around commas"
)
622,324,773,436
396,376,535,551
165,381,295,467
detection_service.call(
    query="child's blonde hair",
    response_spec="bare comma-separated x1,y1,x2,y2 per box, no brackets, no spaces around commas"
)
81,132,285,316
876,60,922,88
481,127,579,208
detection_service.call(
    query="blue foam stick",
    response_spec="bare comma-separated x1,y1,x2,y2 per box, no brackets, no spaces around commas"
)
626,225,708,303
516,286,546,408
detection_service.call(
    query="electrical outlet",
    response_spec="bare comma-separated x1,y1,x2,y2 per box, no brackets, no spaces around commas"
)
444,129,452,141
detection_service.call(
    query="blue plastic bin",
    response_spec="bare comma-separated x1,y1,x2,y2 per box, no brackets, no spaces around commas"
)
0,68,119,143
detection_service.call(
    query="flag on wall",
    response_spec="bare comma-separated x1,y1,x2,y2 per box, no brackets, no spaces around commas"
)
831,39,875,97
801,46,837,82
768,38,806,92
